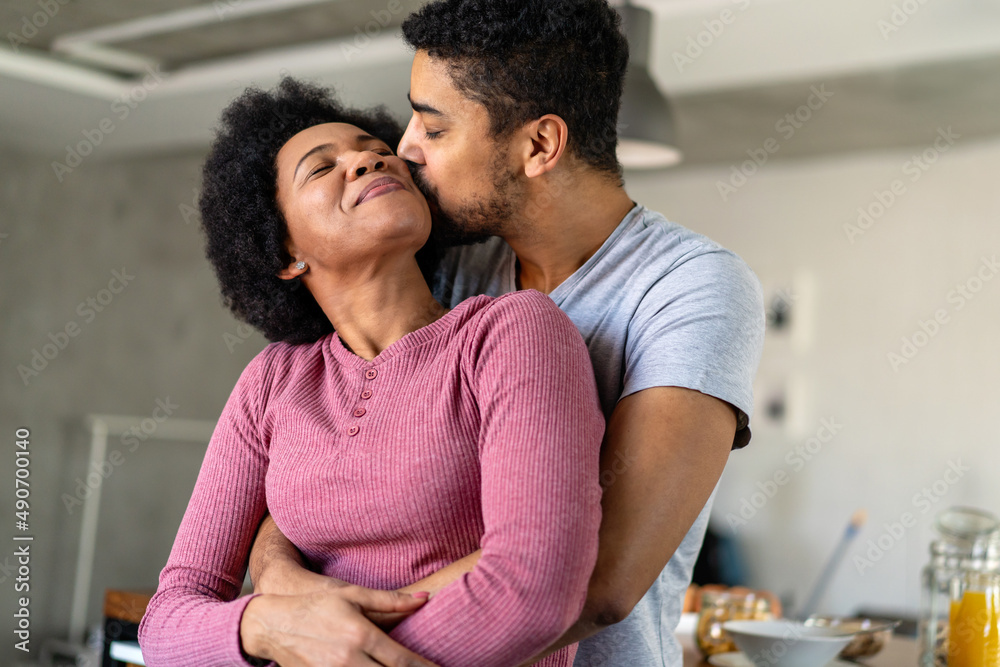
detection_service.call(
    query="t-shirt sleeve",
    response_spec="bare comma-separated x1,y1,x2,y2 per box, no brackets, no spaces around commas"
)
623,248,765,449
389,290,604,666
138,346,281,666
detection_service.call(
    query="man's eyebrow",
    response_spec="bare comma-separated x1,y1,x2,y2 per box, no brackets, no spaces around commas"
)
407,93,446,118
294,143,335,179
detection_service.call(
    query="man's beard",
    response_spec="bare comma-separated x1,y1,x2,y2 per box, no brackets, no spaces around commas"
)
409,154,523,249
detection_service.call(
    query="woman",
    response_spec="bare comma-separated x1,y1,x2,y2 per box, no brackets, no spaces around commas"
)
137,78,605,667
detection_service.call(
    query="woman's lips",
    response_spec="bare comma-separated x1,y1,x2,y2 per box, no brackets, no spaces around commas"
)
355,176,405,206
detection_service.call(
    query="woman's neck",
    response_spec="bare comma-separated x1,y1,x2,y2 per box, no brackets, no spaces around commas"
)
303,258,446,361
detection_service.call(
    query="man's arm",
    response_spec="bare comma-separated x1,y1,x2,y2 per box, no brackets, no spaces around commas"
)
250,515,480,600
249,514,314,594
524,385,735,663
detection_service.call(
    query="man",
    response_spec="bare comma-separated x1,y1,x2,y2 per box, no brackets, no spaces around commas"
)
245,1,764,665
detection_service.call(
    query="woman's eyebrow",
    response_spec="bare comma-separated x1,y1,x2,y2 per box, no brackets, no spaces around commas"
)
294,143,336,179
356,134,391,152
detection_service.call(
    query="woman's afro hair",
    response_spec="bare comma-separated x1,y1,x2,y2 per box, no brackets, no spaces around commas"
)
199,77,413,345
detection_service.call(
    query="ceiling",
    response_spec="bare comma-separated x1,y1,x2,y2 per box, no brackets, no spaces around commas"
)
1,0,999,166
0,0,416,70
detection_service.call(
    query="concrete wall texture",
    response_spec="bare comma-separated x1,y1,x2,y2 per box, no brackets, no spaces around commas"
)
0,147,267,664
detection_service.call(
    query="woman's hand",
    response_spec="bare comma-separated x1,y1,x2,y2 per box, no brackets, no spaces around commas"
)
241,589,438,667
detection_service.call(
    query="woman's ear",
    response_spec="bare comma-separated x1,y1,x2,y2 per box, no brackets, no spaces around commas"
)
522,114,569,179
276,234,308,280
276,258,308,281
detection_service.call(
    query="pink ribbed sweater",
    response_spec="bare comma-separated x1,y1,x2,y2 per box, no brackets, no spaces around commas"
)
138,290,605,667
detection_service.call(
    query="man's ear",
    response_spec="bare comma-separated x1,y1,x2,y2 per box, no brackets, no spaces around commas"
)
522,114,569,179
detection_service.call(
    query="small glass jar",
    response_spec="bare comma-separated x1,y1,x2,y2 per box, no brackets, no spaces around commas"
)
919,507,1000,667
696,590,774,657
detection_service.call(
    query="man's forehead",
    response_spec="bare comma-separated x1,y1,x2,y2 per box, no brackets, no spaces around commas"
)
409,50,466,112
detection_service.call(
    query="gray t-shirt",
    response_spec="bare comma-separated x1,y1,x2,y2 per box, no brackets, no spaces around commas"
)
432,203,764,666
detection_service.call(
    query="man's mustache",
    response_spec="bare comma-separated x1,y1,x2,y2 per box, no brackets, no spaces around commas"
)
406,161,444,214
406,161,433,196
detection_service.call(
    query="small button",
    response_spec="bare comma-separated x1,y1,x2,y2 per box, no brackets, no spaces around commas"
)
353,408,366,417
360,390,373,400
365,368,378,380
348,426,360,436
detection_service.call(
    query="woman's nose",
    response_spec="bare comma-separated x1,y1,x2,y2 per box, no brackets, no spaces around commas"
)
349,152,386,179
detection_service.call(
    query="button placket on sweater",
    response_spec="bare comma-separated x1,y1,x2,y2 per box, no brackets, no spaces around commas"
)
349,367,378,436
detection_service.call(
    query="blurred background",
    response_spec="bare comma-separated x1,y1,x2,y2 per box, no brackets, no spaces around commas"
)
1,0,999,664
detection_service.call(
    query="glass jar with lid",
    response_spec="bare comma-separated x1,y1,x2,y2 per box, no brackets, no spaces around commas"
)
696,589,775,657
919,507,1000,667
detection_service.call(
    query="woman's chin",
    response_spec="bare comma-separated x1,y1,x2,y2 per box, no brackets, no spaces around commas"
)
375,204,432,242
369,216,432,254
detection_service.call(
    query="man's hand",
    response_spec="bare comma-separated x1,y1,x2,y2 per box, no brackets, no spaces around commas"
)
240,589,438,667
250,513,482,631
250,514,333,597
246,514,437,664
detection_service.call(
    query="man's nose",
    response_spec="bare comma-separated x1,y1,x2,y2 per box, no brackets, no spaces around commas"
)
397,115,424,165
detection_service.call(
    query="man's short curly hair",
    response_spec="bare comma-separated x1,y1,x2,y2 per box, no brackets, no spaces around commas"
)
200,77,435,345
402,0,629,179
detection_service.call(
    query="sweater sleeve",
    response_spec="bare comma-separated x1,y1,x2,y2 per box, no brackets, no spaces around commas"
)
390,290,605,666
138,345,280,666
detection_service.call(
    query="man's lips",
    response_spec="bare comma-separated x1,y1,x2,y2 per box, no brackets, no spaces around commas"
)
355,176,405,206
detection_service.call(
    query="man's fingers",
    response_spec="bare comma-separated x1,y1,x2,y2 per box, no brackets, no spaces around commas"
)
365,610,414,631
274,639,385,667
344,586,429,612
365,629,439,667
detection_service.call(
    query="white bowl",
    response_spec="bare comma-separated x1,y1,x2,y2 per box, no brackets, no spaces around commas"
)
722,620,854,667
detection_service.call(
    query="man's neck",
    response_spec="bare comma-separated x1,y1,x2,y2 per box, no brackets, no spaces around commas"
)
507,171,635,295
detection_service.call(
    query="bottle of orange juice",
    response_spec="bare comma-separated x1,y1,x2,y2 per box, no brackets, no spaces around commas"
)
948,574,1000,667
919,507,1000,667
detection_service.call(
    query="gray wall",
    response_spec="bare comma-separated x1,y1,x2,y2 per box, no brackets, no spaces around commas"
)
0,146,267,665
